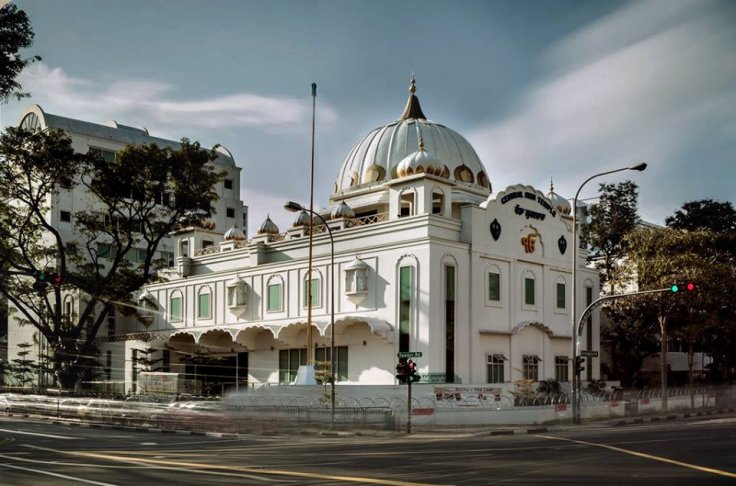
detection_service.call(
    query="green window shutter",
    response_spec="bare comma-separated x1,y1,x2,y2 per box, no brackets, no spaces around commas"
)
524,278,535,306
337,346,349,381
267,284,281,311
198,293,211,318
488,273,500,301
170,296,182,321
556,283,566,309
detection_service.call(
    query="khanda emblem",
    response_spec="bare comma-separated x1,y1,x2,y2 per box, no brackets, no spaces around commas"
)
490,218,501,241
521,232,538,254
558,235,568,255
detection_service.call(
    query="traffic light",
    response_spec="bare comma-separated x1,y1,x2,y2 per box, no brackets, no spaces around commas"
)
50,273,63,286
671,282,695,293
32,271,49,292
395,358,407,383
574,356,585,375
407,359,421,383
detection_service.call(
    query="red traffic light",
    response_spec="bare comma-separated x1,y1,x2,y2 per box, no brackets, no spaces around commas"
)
407,359,421,383
395,358,408,383
671,282,695,293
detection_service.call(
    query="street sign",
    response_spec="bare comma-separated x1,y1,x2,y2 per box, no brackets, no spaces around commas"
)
397,351,422,358
580,350,598,358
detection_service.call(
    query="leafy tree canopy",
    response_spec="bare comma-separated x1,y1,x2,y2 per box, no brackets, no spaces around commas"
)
580,180,640,294
0,3,40,102
665,199,736,233
0,127,223,388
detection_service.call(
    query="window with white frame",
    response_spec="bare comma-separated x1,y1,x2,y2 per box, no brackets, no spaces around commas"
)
169,293,183,322
487,354,505,383
488,271,501,302
556,281,566,309
197,288,212,319
555,356,569,382
399,190,415,217
267,280,283,312
303,276,321,308
524,277,535,306
522,355,540,381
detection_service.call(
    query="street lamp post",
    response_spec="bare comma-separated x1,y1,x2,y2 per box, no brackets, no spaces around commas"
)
571,163,646,424
285,201,336,429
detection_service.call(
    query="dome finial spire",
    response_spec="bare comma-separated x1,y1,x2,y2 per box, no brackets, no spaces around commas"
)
550,177,554,192
399,74,427,120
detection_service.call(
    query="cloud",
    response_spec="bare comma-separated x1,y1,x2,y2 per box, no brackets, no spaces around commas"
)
15,63,338,137
468,0,736,223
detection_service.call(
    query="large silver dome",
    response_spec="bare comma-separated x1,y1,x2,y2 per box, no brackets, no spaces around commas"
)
333,78,491,196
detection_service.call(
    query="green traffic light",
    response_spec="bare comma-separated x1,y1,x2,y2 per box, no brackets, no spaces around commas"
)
38,271,47,281
671,284,679,292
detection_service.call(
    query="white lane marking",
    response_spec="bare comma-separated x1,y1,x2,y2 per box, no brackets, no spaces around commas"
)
0,461,118,485
0,427,79,440
140,442,158,446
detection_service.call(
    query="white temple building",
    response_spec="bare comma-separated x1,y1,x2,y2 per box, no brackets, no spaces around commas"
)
107,79,601,393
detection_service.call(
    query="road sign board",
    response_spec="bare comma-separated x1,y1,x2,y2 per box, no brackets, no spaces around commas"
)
580,350,598,358
397,352,423,358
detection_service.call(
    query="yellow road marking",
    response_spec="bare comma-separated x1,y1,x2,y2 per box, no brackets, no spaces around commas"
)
24,445,441,486
535,434,736,479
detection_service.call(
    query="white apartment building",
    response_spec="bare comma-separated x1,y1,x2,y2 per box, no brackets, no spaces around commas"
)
5,105,247,386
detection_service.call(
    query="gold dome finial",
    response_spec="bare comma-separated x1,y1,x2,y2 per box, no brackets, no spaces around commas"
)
418,135,425,150
400,75,427,120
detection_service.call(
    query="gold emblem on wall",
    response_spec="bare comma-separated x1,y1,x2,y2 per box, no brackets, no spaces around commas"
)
521,233,537,253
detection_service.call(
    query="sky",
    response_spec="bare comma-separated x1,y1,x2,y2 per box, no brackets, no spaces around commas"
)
3,0,735,235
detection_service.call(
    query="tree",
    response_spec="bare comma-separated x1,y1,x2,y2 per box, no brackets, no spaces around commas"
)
622,227,734,406
0,3,41,103
8,341,38,387
665,199,736,234
0,127,223,389
666,199,736,384
580,181,640,294
601,300,659,388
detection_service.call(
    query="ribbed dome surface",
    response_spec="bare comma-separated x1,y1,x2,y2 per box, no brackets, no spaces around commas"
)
546,180,571,215
257,216,280,235
333,79,490,197
223,225,246,240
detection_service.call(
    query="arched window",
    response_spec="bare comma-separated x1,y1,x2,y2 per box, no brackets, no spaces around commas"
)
169,290,183,322
197,286,212,319
555,276,567,310
179,239,189,258
399,189,415,217
266,275,284,312
303,271,322,309
522,270,536,307
432,188,445,216
486,264,502,304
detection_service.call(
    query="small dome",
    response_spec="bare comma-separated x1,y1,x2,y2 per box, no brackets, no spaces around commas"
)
223,225,246,241
396,138,443,178
292,210,311,227
257,215,280,235
331,200,355,219
547,180,571,215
